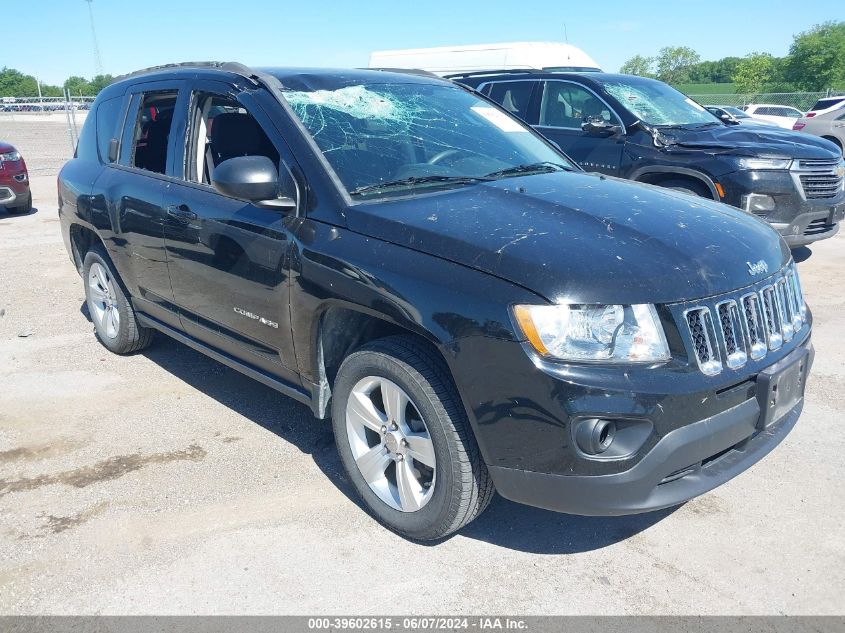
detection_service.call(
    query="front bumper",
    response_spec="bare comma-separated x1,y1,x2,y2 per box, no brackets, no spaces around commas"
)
718,168,845,247
491,345,811,515
0,169,30,208
451,303,813,517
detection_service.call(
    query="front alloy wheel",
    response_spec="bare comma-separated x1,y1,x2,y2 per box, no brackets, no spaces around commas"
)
332,336,494,540
346,377,436,512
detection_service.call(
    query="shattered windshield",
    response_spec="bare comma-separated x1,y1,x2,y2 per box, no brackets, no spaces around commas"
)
282,82,571,198
602,79,719,128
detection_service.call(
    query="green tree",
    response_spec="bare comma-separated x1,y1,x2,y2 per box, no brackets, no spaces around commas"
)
620,54,655,77
687,57,742,84
89,74,115,94
733,53,776,94
63,76,91,96
783,21,845,90
655,46,701,84
0,67,38,97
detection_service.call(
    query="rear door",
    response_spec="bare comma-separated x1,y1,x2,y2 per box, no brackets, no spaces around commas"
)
480,80,540,124
92,80,186,329
161,79,301,378
534,80,624,175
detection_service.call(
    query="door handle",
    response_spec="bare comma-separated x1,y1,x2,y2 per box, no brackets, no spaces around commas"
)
166,204,198,222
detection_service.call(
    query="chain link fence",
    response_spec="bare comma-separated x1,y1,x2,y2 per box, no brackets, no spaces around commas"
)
0,95,96,113
688,91,845,112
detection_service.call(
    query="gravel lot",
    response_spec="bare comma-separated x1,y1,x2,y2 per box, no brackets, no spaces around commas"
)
1,120,844,615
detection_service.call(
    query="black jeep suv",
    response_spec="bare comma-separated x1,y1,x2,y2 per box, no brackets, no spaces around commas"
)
452,71,845,247
59,63,813,540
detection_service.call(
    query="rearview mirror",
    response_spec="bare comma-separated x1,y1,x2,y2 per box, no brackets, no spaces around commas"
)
212,155,295,210
581,119,622,137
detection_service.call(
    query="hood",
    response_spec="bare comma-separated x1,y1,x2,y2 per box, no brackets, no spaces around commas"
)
657,124,840,159
346,171,790,305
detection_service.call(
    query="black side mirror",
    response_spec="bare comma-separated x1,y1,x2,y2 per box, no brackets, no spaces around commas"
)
581,119,622,137
212,155,295,210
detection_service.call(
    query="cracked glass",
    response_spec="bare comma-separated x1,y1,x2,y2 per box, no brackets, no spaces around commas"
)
601,78,718,128
282,82,570,198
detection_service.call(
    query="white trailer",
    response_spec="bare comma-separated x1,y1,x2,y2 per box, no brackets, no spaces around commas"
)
368,42,602,76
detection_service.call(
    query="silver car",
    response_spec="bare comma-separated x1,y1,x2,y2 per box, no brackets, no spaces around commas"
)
793,108,845,155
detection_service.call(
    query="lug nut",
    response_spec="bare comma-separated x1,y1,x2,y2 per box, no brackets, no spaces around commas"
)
401,439,408,447
396,454,404,461
380,425,387,434
390,423,398,431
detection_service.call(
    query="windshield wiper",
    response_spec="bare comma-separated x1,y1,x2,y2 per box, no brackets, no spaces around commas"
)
483,161,570,179
350,174,493,196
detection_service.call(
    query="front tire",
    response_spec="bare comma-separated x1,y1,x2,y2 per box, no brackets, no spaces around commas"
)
659,178,710,198
82,245,154,354
331,336,494,540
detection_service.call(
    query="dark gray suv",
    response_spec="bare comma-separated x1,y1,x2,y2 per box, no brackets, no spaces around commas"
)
454,71,845,247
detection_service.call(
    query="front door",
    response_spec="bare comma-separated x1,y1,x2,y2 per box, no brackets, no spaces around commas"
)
162,81,300,376
534,80,625,176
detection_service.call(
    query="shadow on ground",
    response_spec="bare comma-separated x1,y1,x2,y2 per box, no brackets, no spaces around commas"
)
122,327,673,554
792,246,813,263
0,205,38,218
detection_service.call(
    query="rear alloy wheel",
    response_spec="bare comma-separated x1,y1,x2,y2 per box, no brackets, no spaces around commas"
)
82,246,154,354
88,262,121,340
332,336,494,540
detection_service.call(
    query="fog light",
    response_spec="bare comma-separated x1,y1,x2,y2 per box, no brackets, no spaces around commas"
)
575,418,616,455
742,193,775,216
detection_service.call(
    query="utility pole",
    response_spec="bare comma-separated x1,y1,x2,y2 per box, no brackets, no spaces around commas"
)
84,0,104,76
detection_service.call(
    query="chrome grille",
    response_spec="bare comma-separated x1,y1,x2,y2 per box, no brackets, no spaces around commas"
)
682,264,808,375
793,159,844,200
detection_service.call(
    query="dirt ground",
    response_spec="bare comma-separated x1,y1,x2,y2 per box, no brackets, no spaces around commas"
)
1,120,843,615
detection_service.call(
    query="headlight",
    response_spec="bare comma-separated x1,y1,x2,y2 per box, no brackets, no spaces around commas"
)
0,151,21,162
512,303,670,363
731,156,791,170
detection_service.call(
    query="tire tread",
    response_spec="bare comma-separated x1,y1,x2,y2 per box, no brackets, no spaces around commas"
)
343,335,494,539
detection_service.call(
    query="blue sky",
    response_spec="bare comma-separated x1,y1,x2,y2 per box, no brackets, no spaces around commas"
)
5,0,840,85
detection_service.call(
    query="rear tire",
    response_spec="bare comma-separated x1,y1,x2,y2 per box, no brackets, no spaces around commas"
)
82,245,154,354
331,336,494,540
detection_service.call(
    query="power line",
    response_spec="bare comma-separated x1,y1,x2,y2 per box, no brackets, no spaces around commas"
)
84,0,104,76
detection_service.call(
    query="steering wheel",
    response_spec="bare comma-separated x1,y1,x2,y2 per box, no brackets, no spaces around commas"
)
427,149,462,165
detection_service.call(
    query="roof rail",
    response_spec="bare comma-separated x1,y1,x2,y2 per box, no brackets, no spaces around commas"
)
444,68,540,80
113,61,255,83
367,67,443,80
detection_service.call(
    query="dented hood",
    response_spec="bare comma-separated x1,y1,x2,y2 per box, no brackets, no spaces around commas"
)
658,124,841,158
346,171,790,305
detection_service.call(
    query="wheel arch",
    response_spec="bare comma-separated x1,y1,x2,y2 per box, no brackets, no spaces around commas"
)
312,303,452,420
69,223,107,274
820,135,843,153
630,166,719,199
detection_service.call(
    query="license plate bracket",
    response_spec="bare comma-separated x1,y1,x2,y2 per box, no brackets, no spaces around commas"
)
756,346,811,429
831,205,845,224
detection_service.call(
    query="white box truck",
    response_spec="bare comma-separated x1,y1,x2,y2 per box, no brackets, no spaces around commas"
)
368,42,602,76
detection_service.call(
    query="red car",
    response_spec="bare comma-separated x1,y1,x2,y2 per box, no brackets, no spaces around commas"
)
0,141,32,214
